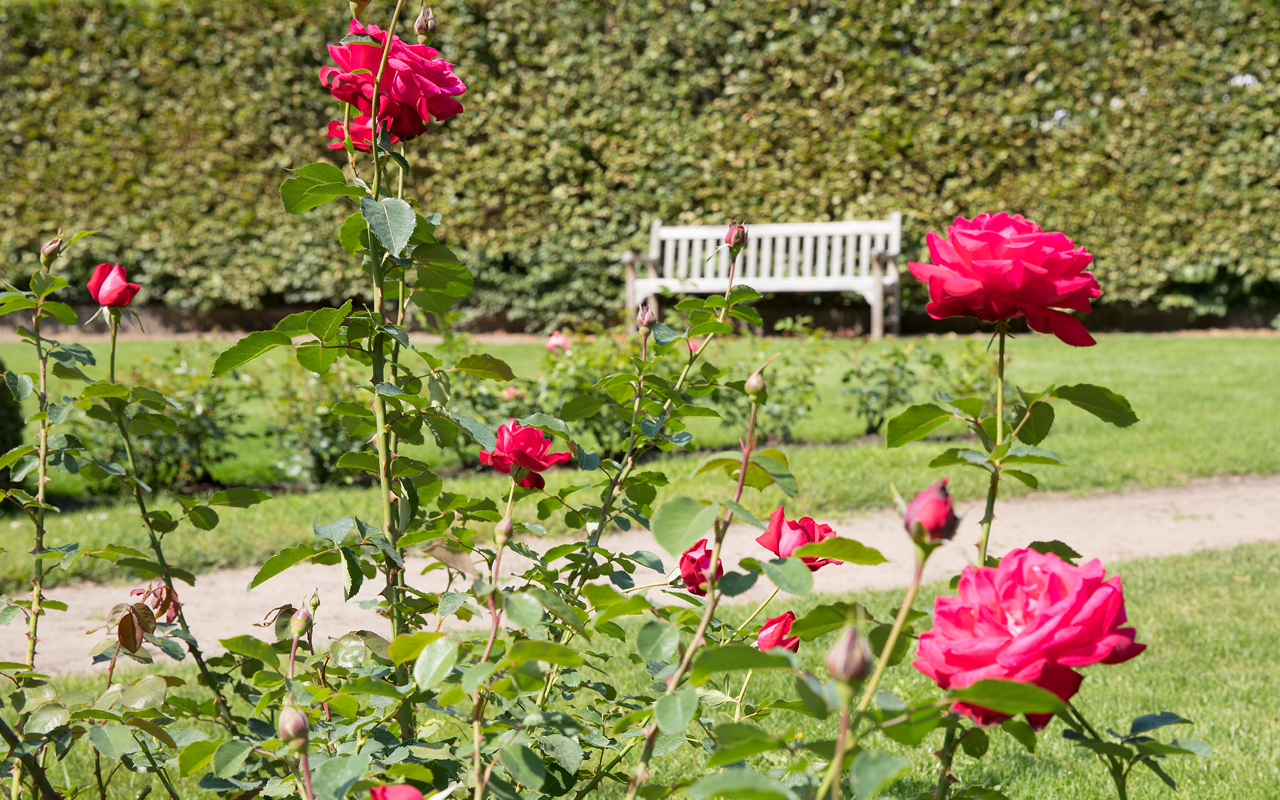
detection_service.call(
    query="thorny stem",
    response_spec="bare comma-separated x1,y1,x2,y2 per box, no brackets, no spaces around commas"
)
933,724,959,800
472,482,515,800
24,303,50,668
106,315,238,734
0,716,57,800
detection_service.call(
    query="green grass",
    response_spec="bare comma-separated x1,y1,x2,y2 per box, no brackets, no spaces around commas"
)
2,332,1278,592
31,541,1280,799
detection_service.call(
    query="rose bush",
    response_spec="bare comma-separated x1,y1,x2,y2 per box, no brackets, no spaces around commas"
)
0,3,1208,800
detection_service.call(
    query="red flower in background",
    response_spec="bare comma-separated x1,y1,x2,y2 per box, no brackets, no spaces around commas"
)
320,18,466,146
757,507,840,571
369,787,422,800
679,538,723,597
478,419,571,490
756,611,800,653
914,548,1145,729
87,264,141,308
908,213,1102,347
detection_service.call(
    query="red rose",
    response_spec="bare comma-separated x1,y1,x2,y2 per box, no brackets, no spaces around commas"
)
724,220,747,248
756,507,840,571
678,538,722,597
478,419,571,490
87,263,141,308
327,115,400,152
320,18,466,145
908,213,1102,347
756,611,799,653
903,479,960,543
369,787,422,800
914,548,1146,729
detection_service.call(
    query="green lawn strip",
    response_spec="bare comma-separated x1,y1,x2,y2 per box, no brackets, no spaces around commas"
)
30,542,1280,799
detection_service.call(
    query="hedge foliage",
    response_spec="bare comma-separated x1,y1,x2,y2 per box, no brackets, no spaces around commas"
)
2,0,1278,328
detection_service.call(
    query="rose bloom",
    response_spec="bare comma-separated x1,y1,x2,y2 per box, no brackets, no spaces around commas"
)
545,330,569,353
679,538,722,597
320,18,466,143
327,115,399,152
756,611,799,653
370,787,422,800
914,548,1145,729
477,419,571,490
903,479,960,542
908,213,1102,347
87,263,141,308
756,507,840,571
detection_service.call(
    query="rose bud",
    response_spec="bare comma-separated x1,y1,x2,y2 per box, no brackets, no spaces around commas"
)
904,478,960,543
756,612,800,653
743,367,767,405
277,703,310,751
40,238,62,268
678,538,722,597
724,220,747,249
636,305,655,333
289,608,312,639
308,592,321,613
414,7,437,45
349,0,371,20
87,263,141,309
494,515,514,545
826,624,873,683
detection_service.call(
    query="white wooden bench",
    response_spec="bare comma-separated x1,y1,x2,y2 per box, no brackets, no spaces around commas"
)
623,213,902,338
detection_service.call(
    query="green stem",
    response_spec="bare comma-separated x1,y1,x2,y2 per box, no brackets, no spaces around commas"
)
738,587,779,633
25,306,49,668
994,323,1006,448
933,723,958,800
0,716,56,800
976,324,1007,565
132,734,179,800
732,670,754,723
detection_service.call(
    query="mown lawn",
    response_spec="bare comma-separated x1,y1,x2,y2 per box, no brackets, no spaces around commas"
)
37,541,1280,799
1,332,1278,592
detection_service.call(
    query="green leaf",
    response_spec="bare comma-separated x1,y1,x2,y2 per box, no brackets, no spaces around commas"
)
886,403,953,448
504,639,583,667
1001,718,1037,753
178,739,222,777
26,703,68,734
727,285,763,305
186,506,219,531
690,644,795,685
307,300,353,342
304,181,368,198
43,302,79,325
1002,445,1067,466
207,487,271,508
960,727,990,758
281,175,337,214
500,744,546,790
1014,402,1055,445
651,322,682,345
1129,711,1192,736
636,620,679,662
212,739,254,779
650,497,718,557
340,546,363,600
273,310,314,335
0,445,35,472
312,754,370,800
655,685,699,733
761,557,813,596
751,454,798,497
560,394,610,421
387,631,442,665
685,769,798,800
360,197,416,256
951,679,1066,716
1168,738,1211,757
247,544,316,591
721,500,765,529
413,637,457,690
1053,383,1139,427
339,212,366,255
504,592,545,630
789,602,863,641
849,750,912,800
1028,540,1082,564
212,331,293,377
792,538,886,566
219,635,280,670
5,371,33,401
454,353,515,381
1003,469,1039,488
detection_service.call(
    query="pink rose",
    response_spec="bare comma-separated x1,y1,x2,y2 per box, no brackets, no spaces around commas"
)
546,330,569,353
327,115,399,152
908,213,1102,347
87,263,141,308
903,479,960,542
369,787,422,800
477,419,571,490
914,548,1146,729
756,507,840,571
679,538,722,597
320,18,466,145
725,220,747,248
686,339,702,353
756,611,799,653
503,386,524,401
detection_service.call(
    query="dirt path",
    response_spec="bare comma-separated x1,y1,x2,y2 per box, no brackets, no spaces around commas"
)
6,474,1278,672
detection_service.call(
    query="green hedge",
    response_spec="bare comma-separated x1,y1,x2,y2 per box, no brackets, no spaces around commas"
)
2,0,1278,328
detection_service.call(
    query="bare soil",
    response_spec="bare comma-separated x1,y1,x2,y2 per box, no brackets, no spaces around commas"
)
6,474,1278,673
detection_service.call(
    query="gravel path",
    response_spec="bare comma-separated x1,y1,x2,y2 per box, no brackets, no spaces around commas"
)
6,474,1278,672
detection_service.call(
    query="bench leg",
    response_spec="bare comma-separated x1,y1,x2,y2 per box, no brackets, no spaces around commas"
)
890,275,901,337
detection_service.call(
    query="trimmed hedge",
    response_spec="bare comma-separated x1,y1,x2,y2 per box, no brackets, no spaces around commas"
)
2,0,1278,328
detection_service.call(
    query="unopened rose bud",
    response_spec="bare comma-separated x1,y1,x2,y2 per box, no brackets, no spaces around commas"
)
636,305,655,333
277,703,310,751
40,238,62,268
307,592,321,613
744,367,767,405
495,515,514,545
414,7,436,44
904,478,960,543
826,625,872,683
724,220,747,250
289,608,312,639
349,0,371,20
